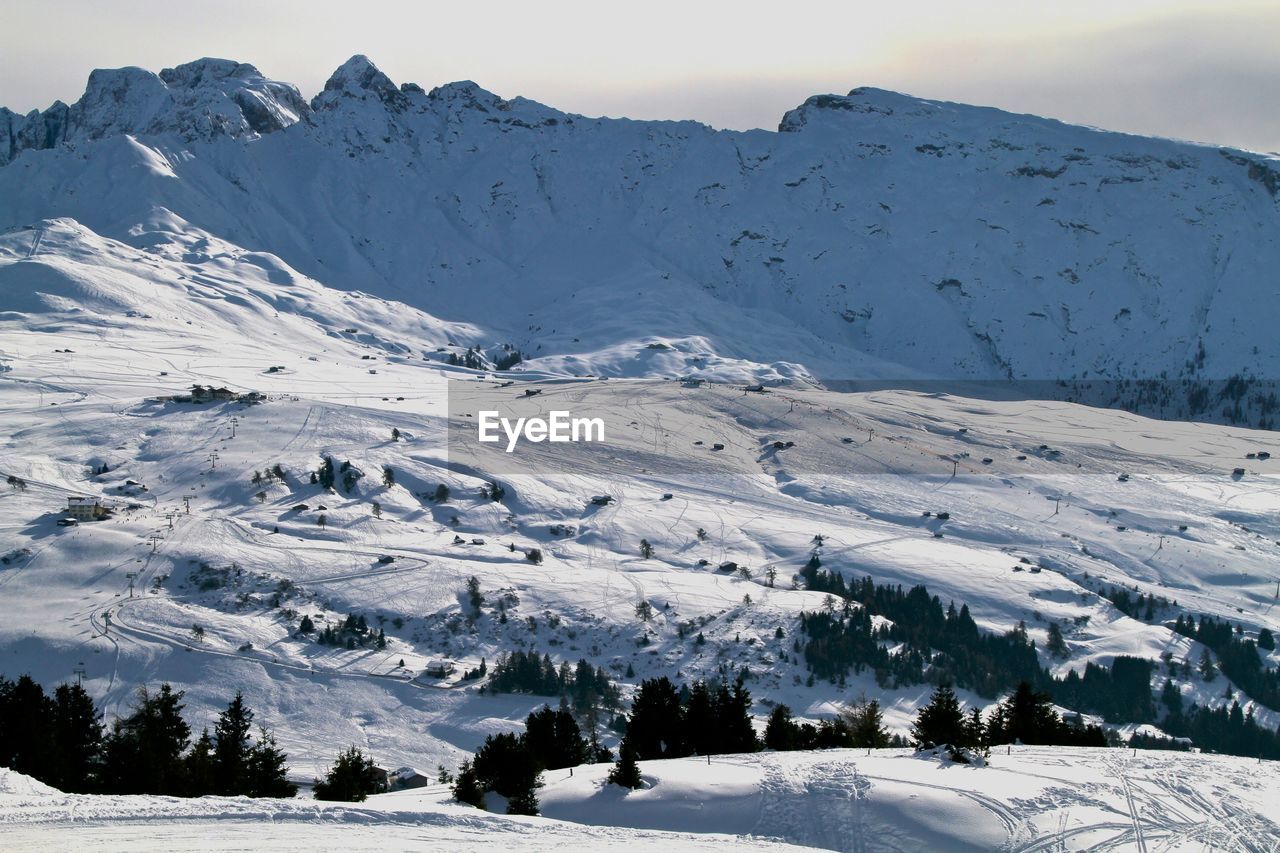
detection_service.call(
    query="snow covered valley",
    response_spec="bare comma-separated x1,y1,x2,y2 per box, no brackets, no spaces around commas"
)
1,55,1279,850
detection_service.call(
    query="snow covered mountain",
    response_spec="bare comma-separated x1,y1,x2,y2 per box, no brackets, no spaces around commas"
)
2,57,1280,850
3,56,1278,410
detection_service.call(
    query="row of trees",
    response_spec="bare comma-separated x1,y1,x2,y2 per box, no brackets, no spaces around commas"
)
1159,678,1280,759
619,677,760,760
764,699,907,751
302,612,388,650
795,564,1277,759
1173,615,1278,711
453,705,609,815
484,651,621,713
0,675,295,797
910,682,1106,762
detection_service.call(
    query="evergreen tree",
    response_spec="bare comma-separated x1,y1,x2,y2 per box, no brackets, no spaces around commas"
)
246,728,297,798
623,677,685,759
184,729,216,796
382,466,395,487
523,706,587,771
682,681,716,755
986,682,1058,745
1046,622,1068,658
764,704,798,751
0,675,54,781
313,746,388,802
391,427,401,442
843,699,891,748
466,576,484,613
49,682,103,793
1198,648,1217,681
472,732,542,815
101,684,192,795
318,457,335,490
452,759,484,807
607,744,643,789
911,684,970,753
965,707,986,749
213,692,254,795
1258,628,1275,651
639,539,653,559
721,679,760,754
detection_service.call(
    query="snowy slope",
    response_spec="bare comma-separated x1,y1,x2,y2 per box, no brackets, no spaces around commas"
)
2,56,1280,851
1,217,1277,778
2,57,1279,400
3,747,1277,851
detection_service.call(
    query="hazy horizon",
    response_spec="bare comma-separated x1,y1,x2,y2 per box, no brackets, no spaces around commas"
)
2,0,1278,153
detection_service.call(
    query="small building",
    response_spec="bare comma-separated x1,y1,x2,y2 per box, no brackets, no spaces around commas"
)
423,659,455,678
390,767,433,790
66,496,106,521
210,387,237,401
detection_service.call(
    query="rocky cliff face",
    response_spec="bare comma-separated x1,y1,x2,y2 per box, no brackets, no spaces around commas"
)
0,58,307,165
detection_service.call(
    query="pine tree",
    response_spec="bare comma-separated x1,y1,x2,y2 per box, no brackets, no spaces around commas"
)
246,728,297,798
911,684,969,753
523,706,587,770
0,676,54,782
49,682,103,793
318,457,335,490
965,707,986,749
382,466,395,487
452,759,484,807
607,744,642,789
621,677,684,759
1046,622,1068,658
391,427,401,442
764,705,798,751
466,576,484,613
639,539,653,559
472,732,541,815
213,692,254,795
313,746,387,802
1198,648,1217,681
843,699,891,748
184,729,216,796
102,684,192,795
298,615,315,634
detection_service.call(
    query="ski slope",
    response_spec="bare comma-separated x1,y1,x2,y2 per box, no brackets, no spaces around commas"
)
4,747,1277,851
1,217,1278,773
1,57,1279,851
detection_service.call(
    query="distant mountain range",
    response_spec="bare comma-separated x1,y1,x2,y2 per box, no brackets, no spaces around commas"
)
3,55,1278,424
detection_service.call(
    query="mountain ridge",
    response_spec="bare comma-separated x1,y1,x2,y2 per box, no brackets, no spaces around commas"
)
2,55,1278,424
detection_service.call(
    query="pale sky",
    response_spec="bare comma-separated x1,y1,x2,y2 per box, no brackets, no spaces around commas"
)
2,0,1278,152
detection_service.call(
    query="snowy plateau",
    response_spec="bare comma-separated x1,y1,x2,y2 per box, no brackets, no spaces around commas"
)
0,55,1278,850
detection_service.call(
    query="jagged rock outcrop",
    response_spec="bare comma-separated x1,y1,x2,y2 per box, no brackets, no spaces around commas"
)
0,58,306,165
